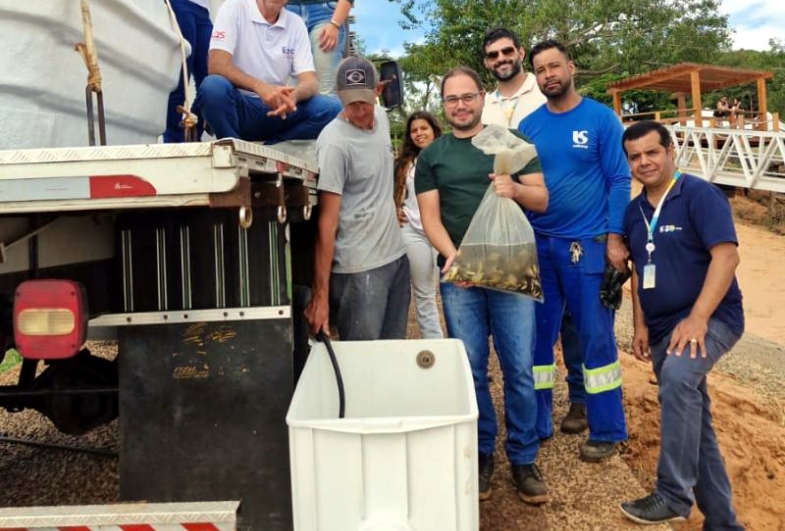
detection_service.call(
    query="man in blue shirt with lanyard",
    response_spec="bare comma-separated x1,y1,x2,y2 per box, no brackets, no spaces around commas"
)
620,120,744,527
519,40,629,461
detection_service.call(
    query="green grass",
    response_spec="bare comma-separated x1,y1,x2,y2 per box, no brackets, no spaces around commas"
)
0,349,22,374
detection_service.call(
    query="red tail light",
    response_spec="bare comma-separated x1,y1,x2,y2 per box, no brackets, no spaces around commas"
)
13,280,88,360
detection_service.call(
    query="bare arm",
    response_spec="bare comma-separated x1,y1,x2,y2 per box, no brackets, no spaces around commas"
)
417,190,456,273
316,0,352,52
630,267,650,361
666,242,740,358
303,192,341,335
292,70,319,103
606,233,629,271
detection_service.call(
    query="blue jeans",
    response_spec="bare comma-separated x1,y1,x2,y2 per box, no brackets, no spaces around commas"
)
329,256,411,340
164,0,212,143
195,75,341,144
440,283,539,465
285,2,346,95
652,318,743,530
533,234,627,442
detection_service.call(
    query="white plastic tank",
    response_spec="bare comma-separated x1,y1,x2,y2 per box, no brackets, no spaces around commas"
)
286,339,479,531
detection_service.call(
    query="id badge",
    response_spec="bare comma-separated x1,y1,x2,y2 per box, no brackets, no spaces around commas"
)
642,264,656,289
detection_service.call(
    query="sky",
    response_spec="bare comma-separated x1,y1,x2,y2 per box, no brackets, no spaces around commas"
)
353,0,785,57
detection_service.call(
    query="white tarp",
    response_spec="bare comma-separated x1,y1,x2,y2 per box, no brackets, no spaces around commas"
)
0,1,186,149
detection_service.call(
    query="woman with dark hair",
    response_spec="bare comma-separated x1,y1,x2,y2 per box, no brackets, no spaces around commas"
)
394,111,444,339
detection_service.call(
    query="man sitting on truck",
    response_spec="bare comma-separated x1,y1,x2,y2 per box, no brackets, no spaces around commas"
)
195,0,342,144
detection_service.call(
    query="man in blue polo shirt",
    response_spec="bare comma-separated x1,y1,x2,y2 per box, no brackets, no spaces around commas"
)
619,120,744,528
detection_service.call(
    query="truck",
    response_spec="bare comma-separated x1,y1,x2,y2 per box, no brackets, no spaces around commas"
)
0,2,402,529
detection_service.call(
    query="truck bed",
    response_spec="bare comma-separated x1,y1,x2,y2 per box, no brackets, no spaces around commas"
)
0,139,319,214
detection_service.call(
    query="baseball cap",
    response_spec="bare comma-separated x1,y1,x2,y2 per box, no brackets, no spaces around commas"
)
336,56,377,106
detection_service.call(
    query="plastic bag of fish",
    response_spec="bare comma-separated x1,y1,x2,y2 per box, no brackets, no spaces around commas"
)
443,185,543,301
441,125,543,301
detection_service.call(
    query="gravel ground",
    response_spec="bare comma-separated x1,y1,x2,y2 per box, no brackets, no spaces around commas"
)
0,341,119,508
5,292,777,527
1,315,668,530
479,352,671,531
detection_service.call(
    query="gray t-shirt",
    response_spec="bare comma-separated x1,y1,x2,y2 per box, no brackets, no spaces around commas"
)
316,106,405,274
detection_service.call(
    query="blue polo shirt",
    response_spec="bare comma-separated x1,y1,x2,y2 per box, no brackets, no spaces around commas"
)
623,173,744,344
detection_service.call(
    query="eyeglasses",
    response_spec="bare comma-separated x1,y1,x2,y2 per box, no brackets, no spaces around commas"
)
443,92,483,106
486,46,516,60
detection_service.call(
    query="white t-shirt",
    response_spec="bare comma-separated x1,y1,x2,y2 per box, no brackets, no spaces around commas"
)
402,161,423,231
210,0,314,94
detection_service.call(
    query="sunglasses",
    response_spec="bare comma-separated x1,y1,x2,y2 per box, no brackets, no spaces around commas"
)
486,46,516,60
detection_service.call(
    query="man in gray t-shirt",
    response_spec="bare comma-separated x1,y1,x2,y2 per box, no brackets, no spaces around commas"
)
304,56,410,340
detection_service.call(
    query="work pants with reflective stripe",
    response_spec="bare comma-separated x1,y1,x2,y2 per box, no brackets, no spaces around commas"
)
532,234,627,442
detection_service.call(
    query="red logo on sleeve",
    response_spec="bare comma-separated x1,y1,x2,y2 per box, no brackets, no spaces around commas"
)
212,30,226,40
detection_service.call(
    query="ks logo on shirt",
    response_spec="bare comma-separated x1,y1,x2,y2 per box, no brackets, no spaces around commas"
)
572,130,589,149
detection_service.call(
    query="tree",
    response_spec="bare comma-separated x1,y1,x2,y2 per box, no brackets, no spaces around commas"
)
712,43,785,119
388,0,731,94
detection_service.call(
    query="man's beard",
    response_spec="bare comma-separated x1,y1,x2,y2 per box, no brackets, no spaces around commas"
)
542,77,571,99
492,59,522,82
448,111,482,131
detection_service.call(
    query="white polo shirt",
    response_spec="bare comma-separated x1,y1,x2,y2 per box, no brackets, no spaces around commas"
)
210,0,314,94
482,72,546,129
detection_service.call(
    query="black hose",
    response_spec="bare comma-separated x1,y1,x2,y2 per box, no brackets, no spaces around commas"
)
0,435,117,458
316,331,345,419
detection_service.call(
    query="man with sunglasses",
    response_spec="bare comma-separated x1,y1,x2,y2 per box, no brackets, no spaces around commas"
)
416,66,549,505
482,27,589,440
481,27,545,129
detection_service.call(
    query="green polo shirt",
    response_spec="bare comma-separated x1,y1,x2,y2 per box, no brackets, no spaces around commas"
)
415,129,541,249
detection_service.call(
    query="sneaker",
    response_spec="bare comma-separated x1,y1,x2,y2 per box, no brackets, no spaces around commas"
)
511,463,549,505
579,440,618,462
620,492,686,524
478,453,494,501
560,402,587,434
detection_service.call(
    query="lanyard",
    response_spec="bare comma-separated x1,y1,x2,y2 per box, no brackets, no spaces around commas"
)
639,171,681,263
496,90,521,126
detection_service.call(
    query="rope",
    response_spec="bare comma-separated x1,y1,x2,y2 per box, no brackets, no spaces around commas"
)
75,0,102,92
163,0,198,140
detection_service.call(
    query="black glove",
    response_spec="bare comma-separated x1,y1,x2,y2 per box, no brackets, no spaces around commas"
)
600,263,631,310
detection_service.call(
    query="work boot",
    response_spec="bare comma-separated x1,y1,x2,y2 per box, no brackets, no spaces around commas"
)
579,440,618,462
478,453,494,501
620,492,686,524
511,463,549,505
559,402,587,434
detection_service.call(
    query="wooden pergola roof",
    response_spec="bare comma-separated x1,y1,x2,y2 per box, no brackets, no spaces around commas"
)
606,63,774,128
606,63,772,95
